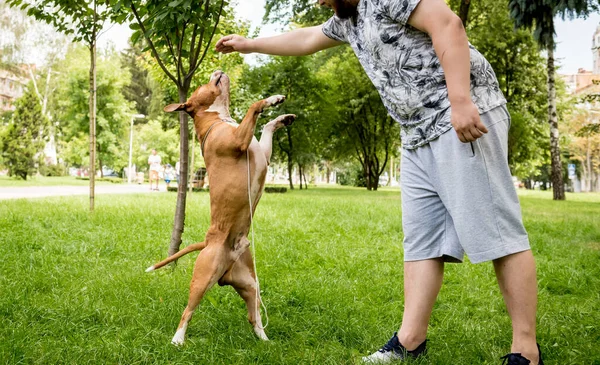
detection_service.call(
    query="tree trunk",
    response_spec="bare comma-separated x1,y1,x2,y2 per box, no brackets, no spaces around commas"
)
302,167,308,189
286,128,294,190
168,87,190,258
586,137,592,192
189,129,196,193
88,3,97,212
547,48,565,200
459,0,471,27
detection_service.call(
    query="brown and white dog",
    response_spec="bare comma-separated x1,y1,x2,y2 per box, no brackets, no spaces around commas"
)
146,70,295,345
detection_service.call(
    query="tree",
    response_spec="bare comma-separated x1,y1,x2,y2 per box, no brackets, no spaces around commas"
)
51,46,132,175
1,84,48,179
452,0,550,181
9,0,111,210
508,0,596,200
108,0,229,258
239,55,328,189
319,48,400,190
120,39,166,120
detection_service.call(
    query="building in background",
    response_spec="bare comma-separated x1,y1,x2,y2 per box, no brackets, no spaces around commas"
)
0,68,27,112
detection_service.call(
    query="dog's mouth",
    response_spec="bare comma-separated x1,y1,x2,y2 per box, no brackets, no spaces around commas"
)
215,73,223,86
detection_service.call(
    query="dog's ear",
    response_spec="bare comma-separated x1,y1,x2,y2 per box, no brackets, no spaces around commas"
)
164,103,187,113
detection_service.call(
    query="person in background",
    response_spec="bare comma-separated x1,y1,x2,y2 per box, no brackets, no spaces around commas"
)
164,164,175,189
148,149,161,191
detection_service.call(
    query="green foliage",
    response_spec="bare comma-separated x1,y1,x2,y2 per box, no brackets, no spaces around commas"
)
0,84,48,180
318,47,400,190
264,0,333,26
6,0,108,45
457,0,550,179
240,55,328,174
264,186,287,193
108,0,229,92
120,39,164,120
38,163,67,177
1,190,599,363
51,46,133,170
132,119,182,170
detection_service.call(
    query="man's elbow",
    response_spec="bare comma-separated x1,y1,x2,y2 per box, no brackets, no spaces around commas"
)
429,14,466,42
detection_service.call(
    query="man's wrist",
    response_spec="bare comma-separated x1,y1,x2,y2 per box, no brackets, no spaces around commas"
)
449,94,472,106
246,38,257,53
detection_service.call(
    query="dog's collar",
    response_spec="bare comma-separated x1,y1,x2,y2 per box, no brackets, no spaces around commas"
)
200,120,222,156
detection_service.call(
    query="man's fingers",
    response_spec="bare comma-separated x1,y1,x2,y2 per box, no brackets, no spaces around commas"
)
475,120,488,134
216,35,233,47
470,128,483,139
462,130,475,142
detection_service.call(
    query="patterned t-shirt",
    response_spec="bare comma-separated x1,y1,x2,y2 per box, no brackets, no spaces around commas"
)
322,0,506,149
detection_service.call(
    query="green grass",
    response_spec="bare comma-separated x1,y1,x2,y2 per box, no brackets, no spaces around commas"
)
0,175,120,187
1,188,599,364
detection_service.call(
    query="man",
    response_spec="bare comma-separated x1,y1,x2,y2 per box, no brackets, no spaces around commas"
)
148,149,161,191
216,0,541,364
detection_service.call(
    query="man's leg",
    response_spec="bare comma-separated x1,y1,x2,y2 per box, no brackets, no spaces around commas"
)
494,250,539,363
397,258,444,350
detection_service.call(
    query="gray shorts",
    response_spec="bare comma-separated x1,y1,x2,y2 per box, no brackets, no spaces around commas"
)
401,105,530,264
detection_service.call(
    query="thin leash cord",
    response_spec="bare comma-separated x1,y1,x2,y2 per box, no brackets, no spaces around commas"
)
247,149,269,330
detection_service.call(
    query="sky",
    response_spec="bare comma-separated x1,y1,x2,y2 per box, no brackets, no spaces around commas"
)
98,0,600,75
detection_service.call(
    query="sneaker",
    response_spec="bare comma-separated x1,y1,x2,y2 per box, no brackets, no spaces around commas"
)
362,332,427,363
500,343,544,365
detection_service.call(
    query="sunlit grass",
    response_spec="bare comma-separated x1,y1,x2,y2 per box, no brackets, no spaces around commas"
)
1,188,598,364
0,175,119,187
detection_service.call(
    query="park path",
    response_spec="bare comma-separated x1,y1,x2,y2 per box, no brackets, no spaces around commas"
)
0,184,166,200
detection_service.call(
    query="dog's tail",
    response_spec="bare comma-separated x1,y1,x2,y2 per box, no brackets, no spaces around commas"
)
145,241,207,272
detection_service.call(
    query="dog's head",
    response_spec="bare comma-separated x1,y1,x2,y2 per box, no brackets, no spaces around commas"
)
164,70,231,117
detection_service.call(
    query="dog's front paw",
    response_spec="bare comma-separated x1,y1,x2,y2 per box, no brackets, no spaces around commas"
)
265,95,285,107
278,114,296,126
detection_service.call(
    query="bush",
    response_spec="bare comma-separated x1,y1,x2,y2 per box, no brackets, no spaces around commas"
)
264,186,287,193
39,164,67,177
337,167,366,187
167,186,208,192
76,177,123,183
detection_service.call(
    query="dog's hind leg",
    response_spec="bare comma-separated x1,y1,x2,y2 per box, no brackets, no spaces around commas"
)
259,114,296,164
225,249,269,341
146,241,207,272
172,245,229,345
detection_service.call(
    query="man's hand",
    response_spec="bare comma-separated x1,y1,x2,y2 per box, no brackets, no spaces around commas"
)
450,101,488,143
216,35,253,54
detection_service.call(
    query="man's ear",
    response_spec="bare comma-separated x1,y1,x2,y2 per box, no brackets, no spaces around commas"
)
163,103,187,113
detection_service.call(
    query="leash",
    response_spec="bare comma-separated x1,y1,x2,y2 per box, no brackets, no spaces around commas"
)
247,149,269,330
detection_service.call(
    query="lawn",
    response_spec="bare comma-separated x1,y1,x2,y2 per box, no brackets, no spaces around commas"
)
0,188,599,364
0,175,120,187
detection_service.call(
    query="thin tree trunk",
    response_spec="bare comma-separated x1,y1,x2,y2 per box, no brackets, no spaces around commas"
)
88,1,97,212
586,137,592,192
189,129,196,193
286,128,294,190
459,0,471,27
302,167,308,189
168,87,190,258
547,47,565,200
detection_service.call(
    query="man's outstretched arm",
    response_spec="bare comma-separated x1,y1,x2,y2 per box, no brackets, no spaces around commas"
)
215,25,343,56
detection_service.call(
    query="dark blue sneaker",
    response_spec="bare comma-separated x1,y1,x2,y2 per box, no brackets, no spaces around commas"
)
500,343,544,365
362,332,427,363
